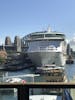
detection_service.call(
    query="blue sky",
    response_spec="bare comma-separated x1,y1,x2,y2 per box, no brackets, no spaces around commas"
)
0,0,75,44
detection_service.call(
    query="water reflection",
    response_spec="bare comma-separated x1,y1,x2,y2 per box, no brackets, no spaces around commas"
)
65,63,75,81
0,95,17,100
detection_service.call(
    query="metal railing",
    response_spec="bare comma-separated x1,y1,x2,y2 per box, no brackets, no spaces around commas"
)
0,82,75,100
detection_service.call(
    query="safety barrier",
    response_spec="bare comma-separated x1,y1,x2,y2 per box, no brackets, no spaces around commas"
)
0,82,75,100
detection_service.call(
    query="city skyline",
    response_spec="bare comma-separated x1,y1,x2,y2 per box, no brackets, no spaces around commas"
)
0,0,75,44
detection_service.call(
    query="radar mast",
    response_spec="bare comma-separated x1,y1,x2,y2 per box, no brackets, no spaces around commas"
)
47,26,51,33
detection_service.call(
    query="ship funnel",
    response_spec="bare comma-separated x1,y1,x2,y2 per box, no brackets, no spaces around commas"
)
47,26,51,33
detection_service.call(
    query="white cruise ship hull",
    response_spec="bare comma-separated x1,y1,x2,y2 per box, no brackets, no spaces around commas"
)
27,51,66,67
23,28,67,67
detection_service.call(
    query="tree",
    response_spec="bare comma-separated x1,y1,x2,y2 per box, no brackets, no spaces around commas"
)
0,50,7,64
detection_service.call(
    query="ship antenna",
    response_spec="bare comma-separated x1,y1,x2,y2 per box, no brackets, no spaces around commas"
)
47,26,51,33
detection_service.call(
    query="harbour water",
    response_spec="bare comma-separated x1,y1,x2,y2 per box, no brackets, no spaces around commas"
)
0,63,75,100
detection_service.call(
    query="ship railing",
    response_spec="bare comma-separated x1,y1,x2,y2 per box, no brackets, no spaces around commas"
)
0,82,75,100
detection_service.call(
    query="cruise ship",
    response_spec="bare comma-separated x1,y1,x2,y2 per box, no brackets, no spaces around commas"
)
23,27,67,67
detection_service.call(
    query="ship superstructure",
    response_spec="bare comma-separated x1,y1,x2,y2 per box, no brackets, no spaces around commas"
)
22,27,67,67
